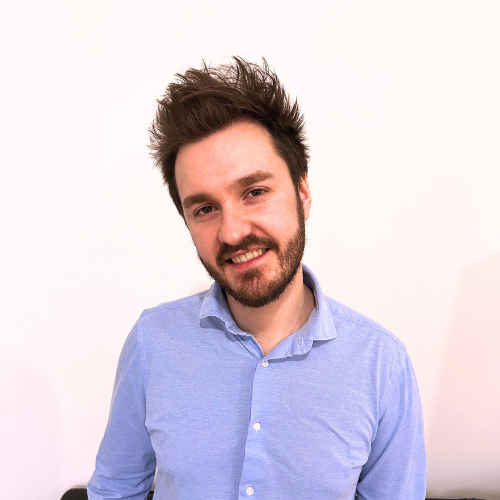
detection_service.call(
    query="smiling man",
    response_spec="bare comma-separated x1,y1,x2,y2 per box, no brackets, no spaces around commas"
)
175,121,314,355
88,58,426,500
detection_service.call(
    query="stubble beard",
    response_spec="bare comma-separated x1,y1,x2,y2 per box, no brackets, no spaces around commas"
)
197,194,306,309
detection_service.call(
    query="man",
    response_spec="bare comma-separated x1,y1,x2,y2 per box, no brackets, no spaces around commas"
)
88,58,426,499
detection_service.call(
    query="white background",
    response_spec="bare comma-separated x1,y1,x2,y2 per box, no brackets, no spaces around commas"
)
1,1,499,499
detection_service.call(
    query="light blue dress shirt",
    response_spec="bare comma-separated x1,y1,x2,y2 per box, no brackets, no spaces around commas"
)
88,264,426,499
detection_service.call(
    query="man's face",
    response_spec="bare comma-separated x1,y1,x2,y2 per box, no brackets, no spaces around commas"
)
175,121,311,308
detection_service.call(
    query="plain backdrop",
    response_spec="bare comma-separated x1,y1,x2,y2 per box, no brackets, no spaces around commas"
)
1,1,499,499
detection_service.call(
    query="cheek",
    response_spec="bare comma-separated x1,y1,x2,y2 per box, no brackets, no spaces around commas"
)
190,227,219,258
258,200,299,234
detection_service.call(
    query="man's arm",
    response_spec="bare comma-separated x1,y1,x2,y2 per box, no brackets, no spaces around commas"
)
87,326,156,500
356,349,426,499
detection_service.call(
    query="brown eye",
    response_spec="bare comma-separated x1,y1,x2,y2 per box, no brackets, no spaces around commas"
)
249,189,264,197
197,206,213,215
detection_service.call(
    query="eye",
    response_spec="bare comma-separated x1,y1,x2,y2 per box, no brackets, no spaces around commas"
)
196,205,214,216
248,188,265,197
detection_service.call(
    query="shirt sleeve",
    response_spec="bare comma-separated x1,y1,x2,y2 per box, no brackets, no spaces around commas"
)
87,325,156,500
356,348,426,499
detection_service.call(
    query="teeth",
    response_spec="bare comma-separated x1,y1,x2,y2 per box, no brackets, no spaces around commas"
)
231,248,264,264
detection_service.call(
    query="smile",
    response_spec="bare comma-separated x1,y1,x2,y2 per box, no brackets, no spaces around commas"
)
230,248,267,264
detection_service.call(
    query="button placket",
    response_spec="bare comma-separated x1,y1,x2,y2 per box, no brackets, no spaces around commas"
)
239,357,272,497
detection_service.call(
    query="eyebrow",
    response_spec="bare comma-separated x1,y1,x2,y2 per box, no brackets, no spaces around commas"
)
230,170,275,190
182,170,275,210
182,193,212,210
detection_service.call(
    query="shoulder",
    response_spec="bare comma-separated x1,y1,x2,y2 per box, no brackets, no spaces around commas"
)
326,296,406,351
138,289,209,322
321,296,417,408
322,295,410,384
125,290,210,350
304,264,406,356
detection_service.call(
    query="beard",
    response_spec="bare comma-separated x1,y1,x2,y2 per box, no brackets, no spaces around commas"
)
197,194,306,308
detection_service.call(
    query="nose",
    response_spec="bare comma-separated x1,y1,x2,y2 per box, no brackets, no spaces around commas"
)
218,206,252,246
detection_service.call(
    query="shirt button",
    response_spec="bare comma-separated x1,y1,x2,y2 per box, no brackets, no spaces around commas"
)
246,486,254,495
261,360,269,367
253,422,261,431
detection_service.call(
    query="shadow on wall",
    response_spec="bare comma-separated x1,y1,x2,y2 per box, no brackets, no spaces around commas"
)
426,252,500,500
0,348,63,500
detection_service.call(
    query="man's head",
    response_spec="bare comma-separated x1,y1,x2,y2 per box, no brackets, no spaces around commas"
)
150,59,311,308
175,120,310,308
149,57,309,217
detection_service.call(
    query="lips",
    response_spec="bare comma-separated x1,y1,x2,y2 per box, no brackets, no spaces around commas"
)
230,248,267,263
216,235,279,268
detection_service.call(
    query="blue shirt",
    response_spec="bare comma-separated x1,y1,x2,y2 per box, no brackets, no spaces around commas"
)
88,264,426,500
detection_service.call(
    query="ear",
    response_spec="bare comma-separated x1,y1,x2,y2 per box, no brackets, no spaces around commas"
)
298,175,312,220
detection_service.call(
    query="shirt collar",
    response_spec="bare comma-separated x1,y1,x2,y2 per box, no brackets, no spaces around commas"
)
199,264,337,356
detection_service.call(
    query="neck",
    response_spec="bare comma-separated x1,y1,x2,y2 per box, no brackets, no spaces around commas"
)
226,265,315,356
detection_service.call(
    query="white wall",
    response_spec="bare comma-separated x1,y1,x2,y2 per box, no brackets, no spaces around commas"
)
1,1,499,499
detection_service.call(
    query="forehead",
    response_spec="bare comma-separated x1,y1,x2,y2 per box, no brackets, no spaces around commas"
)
175,121,291,199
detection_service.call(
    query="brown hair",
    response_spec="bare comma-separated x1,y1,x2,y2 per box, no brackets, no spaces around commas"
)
149,57,309,216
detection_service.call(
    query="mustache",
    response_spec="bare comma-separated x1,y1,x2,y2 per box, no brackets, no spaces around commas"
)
216,234,279,267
